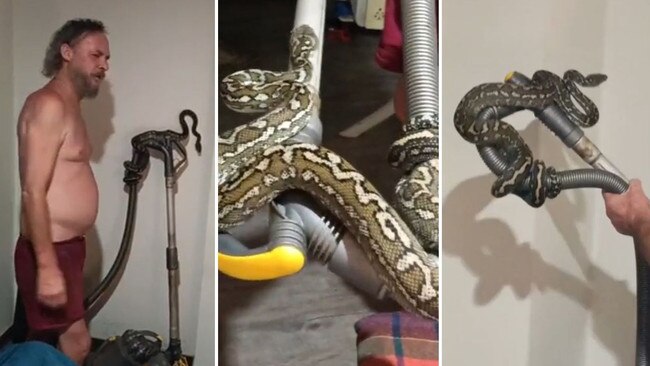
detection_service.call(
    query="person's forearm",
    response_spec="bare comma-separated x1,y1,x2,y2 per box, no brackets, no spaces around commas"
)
22,191,58,269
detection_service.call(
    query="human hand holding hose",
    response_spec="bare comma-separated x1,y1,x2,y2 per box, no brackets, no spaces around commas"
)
603,179,650,236
603,179,650,262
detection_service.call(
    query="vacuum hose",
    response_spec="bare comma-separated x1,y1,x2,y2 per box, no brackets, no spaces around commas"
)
473,72,628,204
401,0,438,119
387,0,439,171
84,157,143,318
87,109,201,325
637,245,650,366
459,71,650,365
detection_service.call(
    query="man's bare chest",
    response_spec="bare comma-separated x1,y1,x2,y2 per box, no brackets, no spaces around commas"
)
59,118,92,162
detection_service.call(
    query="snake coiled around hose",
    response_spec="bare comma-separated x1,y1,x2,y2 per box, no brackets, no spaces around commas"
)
218,25,438,318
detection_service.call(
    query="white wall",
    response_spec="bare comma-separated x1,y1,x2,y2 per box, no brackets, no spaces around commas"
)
585,1,650,365
193,161,215,365
441,0,646,364
0,0,16,330
12,0,215,358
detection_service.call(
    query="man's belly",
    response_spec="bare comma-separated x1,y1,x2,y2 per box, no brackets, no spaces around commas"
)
47,163,99,241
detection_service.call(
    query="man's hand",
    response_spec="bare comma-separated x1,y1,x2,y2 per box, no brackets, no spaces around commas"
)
36,265,67,308
603,179,650,237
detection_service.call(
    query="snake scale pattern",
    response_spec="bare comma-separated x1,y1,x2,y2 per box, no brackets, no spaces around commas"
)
454,69,606,206
218,25,438,318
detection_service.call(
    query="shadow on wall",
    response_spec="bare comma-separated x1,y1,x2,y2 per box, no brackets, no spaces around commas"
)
82,79,116,163
79,79,205,314
80,79,115,301
83,226,104,311
443,121,635,365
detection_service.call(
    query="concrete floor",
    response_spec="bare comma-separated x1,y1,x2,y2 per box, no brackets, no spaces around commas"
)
218,1,404,365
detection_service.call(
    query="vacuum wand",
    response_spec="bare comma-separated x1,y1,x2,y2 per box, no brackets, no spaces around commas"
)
506,71,629,183
165,176,182,362
129,109,201,364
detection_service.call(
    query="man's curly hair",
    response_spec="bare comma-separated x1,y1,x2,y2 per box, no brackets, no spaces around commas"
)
42,18,106,78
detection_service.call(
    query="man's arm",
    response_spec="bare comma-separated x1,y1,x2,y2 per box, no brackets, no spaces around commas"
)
603,179,650,262
18,92,67,307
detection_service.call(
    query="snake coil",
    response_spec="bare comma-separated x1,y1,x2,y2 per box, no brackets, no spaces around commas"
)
455,69,626,207
455,70,650,366
128,109,202,178
218,25,438,318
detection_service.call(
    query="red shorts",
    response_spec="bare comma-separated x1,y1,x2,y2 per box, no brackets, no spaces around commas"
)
14,235,86,338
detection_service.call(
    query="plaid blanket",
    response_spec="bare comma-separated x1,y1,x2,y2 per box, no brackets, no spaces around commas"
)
354,312,438,366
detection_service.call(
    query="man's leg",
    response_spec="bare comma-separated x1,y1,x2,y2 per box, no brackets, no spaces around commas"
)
56,237,89,365
58,319,90,365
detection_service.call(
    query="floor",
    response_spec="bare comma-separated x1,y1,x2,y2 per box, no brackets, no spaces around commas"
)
218,0,405,365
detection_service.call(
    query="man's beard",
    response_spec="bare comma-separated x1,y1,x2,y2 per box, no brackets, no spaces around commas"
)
71,68,100,99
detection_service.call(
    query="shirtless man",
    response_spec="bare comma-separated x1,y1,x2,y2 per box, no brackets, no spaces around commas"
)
15,19,109,365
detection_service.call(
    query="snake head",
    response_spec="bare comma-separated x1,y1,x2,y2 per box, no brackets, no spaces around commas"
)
587,73,608,85
291,24,319,48
564,69,608,86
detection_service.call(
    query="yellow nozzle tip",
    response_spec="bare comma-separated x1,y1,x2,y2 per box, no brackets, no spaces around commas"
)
218,244,305,281
505,71,515,82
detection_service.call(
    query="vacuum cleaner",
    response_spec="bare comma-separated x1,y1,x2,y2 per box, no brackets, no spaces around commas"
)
0,109,202,366
218,0,439,309
85,109,202,366
455,71,650,366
